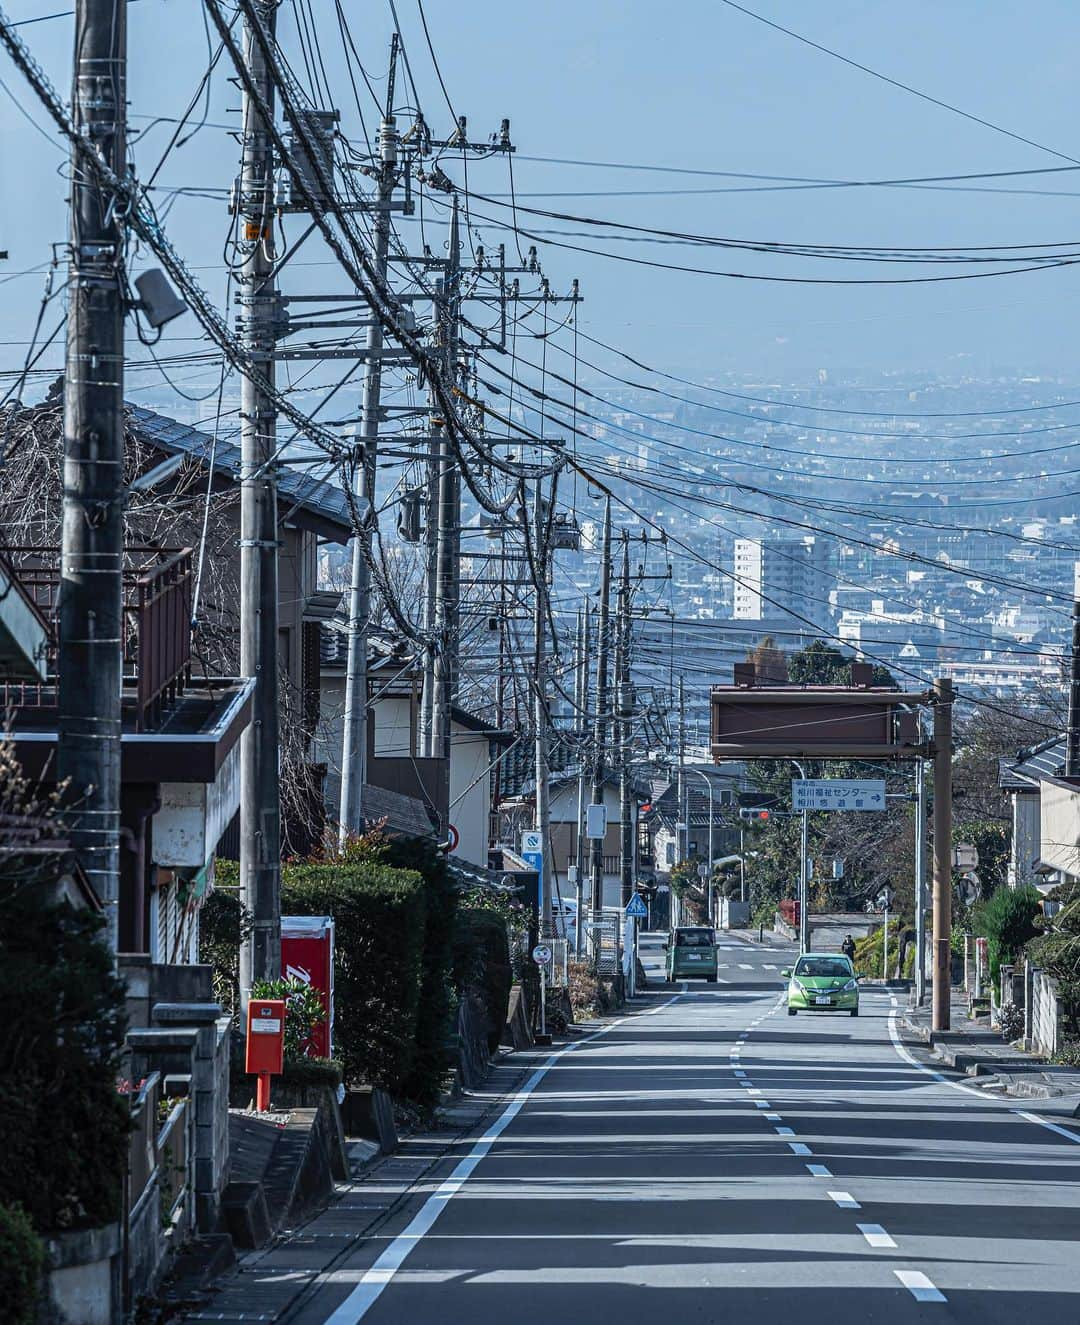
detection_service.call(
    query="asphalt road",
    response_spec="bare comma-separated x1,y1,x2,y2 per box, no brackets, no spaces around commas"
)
287,930,1080,1323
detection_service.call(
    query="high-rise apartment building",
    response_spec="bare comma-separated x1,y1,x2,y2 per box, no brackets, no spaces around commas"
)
732,535,834,629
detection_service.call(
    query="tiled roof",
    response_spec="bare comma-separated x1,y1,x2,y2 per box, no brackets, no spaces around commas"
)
1000,734,1066,790
128,404,355,544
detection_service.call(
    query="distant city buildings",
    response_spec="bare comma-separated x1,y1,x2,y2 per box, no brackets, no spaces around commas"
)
733,535,834,630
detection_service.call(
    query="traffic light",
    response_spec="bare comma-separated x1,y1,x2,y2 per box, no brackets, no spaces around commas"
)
739,808,770,823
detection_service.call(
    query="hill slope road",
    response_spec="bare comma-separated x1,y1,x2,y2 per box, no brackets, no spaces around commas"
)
286,932,1080,1324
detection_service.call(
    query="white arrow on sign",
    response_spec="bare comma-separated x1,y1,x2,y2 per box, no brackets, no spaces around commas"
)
792,778,886,813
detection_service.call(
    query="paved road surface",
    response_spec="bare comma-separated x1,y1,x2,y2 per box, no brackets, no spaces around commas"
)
255,931,1080,1322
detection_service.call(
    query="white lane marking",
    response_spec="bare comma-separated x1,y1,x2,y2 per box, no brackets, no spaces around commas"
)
858,1223,897,1249
754,1101,771,1109
829,1191,860,1209
806,1164,832,1177
739,963,753,970
733,1070,747,1079
746,1088,762,1095
774,1126,795,1137
888,1006,1080,1144
764,1112,782,1121
894,1270,946,1303
1014,1109,1080,1144
321,994,683,1322
789,1142,812,1156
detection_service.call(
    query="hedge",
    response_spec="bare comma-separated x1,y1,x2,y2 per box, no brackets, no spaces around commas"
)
455,909,512,1054
0,1204,45,1325
0,883,129,1233
213,858,428,1094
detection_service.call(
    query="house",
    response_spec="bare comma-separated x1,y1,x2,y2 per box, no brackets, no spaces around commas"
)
496,768,653,910
0,398,359,961
315,632,514,864
999,735,1066,891
0,548,252,962
644,764,745,875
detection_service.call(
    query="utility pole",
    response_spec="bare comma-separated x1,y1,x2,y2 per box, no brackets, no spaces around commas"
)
677,674,686,928
237,0,281,993
932,677,954,1032
589,498,613,924
59,0,127,949
573,603,591,956
617,535,634,907
427,198,462,797
914,755,928,1006
533,478,553,939
339,41,399,844
1066,599,1080,777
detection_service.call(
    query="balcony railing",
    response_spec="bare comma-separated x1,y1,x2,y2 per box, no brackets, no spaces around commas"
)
0,546,193,731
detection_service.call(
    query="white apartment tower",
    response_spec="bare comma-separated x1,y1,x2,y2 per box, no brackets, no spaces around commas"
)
733,535,834,629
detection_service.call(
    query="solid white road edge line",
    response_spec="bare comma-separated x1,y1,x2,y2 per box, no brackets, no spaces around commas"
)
887,1005,1080,1144
320,990,684,1324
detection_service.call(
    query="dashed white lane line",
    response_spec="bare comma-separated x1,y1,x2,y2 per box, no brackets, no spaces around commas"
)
857,1223,897,1249
764,1112,782,1121
753,1101,770,1109
746,1088,762,1096
788,1142,812,1156
894,1270,946,1303
774,1126,795,1137
738,963,753,970
806,1164,832,1178
733,1071,747,1080
828,1191,860,1209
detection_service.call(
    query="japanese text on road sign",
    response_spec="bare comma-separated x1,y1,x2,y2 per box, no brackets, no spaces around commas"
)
791,778,886,812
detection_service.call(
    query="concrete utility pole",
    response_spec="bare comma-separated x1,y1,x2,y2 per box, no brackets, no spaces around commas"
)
427,198,462,791
1066,600,1080,777
59,0,127,949
914,755,928,1006
339,42,399,844
238,0,282,993
589,497,613,921
932,677,954,1032
792,758,810,954
573,604,591,956
533,478,554,939
676,674,686,927
617,535,634,907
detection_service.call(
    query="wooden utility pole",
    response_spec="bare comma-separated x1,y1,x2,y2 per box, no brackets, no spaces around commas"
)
339,42,399,843
237,0,281,992
589,498,613,920
59,0,127,948
932,676,954,1032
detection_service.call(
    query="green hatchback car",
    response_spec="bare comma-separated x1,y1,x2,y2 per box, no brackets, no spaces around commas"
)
783,953,860,1016
665,927,719,983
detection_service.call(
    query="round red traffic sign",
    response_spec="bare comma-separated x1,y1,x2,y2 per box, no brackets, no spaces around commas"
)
447,823,460,851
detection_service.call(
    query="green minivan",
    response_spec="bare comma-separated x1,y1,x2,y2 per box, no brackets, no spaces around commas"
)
665,926,719,983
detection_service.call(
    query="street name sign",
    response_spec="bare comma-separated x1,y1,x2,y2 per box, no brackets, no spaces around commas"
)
792,778,886,812
625,894,648,919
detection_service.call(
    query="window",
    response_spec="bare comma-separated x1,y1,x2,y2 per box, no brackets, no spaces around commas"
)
794,956,852,977
675,928,716,947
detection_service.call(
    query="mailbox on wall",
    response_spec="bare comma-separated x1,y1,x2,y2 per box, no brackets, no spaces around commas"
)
281,915,334,1059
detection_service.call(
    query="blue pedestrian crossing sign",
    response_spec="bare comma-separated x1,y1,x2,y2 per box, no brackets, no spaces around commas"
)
625,894,648,919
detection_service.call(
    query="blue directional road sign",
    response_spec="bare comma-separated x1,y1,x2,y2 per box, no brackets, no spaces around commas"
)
791,778,886,812
625,893,648,919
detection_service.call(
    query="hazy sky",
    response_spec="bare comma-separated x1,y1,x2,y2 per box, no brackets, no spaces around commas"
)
3,0,1080,385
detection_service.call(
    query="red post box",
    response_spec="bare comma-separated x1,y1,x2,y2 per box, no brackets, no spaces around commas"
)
245,998,285,1111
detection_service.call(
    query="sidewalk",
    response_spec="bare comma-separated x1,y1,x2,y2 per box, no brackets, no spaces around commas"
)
899,993,1080,1115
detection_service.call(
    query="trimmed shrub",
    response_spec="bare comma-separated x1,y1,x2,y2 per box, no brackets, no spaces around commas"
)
973,885,1041,985
455,908,512,1054
280,861,427,1095
0,1204,45,1325
0,885,129,1232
